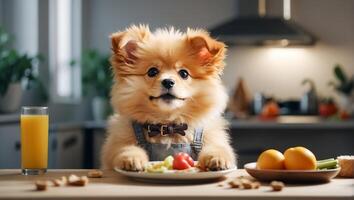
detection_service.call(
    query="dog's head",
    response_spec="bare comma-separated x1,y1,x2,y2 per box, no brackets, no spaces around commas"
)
110,25,228,124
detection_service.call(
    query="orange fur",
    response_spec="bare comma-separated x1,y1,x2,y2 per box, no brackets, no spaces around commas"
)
101,25,236,170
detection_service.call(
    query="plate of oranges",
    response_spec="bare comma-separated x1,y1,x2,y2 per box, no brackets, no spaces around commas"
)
244,146,341,183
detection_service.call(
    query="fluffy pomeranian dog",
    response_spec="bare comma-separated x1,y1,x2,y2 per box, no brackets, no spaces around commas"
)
101,25,236,171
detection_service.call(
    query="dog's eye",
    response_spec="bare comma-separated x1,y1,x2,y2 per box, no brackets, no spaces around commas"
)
178,69,189,79
147,67,159,77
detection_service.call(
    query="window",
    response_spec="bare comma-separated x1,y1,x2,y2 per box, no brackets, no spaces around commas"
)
49,0,81,103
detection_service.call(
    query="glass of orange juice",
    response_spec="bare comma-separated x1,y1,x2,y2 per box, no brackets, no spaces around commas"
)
21,107,49,175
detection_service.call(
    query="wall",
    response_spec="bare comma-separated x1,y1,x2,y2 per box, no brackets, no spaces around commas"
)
0,0,3,23
1,0,352,121
85,0,353,102
223,0,354,100
84,0,236,52
1,0,38,55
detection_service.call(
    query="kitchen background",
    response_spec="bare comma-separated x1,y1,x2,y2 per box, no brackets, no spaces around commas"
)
0,0,353,169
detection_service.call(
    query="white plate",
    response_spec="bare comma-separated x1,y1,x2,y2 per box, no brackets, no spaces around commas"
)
114,163,237,182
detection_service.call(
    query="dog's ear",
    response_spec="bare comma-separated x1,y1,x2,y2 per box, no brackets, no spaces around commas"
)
111,33,138,64
110,25,150,65
186,29,226,73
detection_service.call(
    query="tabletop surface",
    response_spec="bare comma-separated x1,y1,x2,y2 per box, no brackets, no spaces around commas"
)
0,169,353,200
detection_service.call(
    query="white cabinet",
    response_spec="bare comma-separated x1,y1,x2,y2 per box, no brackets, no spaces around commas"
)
230,128,354,168
93,129,107,168
53,126,83,169
0,124,56,168
0,124,21,168
0,122,83,169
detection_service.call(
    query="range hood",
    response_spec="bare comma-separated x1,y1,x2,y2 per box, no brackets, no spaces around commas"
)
210,0,315,46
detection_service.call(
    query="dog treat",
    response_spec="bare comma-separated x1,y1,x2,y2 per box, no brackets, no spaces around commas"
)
241,179,253,189
35,181,48,191
337,155,354,178
228,178,261,190
252,181,261,189
228,180,241,188
51,176,67,187
35,174,89,190
68,174,80,183
88,170,103,178
68,174,89,186
270,181,284,191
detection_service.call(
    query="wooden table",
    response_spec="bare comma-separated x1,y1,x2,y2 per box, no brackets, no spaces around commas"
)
0,169,353,200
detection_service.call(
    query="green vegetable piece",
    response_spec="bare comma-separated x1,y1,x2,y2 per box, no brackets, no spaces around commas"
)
146,166,168,173
316,159,338,170
163,155,174,170
317,158,334,163
334,64,347,84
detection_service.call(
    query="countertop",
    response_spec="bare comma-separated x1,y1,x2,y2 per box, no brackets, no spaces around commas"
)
1,113,354,130
0,169,353,200
229,116,354,129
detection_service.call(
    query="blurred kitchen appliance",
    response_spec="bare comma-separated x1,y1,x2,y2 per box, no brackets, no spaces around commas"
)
279,100,300,115
300,79,318,115
229,78,251,118
252,92,266,115
210,0,315,46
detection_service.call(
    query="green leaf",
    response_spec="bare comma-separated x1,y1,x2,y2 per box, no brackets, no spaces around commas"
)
78,49,112,97
334,64,347,84
0,26,44,96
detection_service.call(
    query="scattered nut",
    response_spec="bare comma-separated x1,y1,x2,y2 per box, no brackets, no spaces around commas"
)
88,170,103,178
51,176,67,187
68,175,89,186
252,181,261,189
228,180,241,188
34,174,90,191
51,179,61,187
271,181,284,191
241,179,253,189
68,174,80,183
35,181,48,191
227,178,261,190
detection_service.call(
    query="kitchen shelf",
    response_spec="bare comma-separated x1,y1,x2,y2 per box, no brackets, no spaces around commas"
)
229,116,354,130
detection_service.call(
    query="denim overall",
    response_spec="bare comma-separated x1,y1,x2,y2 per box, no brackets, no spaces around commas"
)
132,122,203,161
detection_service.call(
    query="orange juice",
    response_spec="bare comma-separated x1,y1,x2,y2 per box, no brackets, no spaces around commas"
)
21,115,48,169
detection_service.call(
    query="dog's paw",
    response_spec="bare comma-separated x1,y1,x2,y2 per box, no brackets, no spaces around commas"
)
198,152,234,171
114,152,148,171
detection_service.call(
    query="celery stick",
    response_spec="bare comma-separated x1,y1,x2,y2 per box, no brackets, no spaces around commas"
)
317,158,334,163
316,159,338,169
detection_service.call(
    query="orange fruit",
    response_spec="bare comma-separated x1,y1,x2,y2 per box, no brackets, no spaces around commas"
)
261,102,280,118
284,147,317,170
257,149,285,170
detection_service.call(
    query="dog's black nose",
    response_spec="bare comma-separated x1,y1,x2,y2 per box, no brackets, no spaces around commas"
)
161,79,175,89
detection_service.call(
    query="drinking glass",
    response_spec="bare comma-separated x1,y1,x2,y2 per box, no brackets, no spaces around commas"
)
21,107,49,175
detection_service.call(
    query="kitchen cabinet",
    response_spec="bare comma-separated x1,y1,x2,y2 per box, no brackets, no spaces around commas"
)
230,118,354,168
0,123,57,168
2,116,353,170
52,124,83,169
81,118,354,169
93,129,106,168
0,124,21,168
0,117,83,169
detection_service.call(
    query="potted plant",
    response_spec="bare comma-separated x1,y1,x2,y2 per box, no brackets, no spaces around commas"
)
328,64,354,115
76,49,112,121
0,27,43,113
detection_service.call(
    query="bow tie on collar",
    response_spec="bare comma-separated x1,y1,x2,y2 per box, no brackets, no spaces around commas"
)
143,123,188,137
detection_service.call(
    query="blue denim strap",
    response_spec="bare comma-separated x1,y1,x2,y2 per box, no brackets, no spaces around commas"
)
191,127,203,155
132,121,148,146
